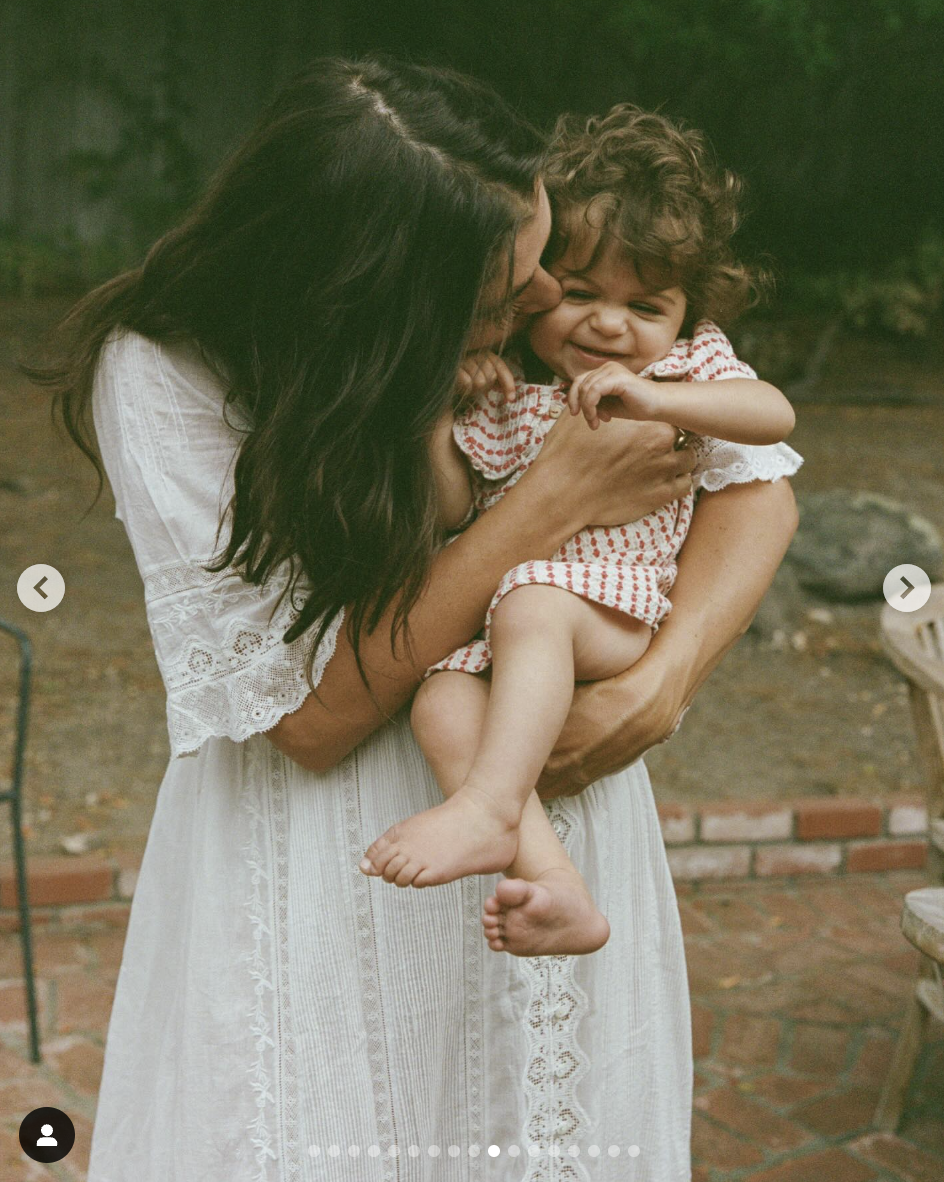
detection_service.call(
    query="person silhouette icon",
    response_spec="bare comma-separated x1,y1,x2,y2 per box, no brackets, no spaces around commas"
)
19,1106,74,1162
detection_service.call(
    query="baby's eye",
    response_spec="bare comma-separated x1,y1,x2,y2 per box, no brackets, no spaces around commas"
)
630,302,663,316
563,288,595,301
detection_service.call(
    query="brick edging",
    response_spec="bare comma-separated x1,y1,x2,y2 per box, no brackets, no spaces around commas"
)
658,795,929,880
0,796,932,923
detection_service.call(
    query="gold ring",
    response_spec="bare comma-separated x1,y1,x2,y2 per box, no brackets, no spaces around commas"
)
673,427,692,451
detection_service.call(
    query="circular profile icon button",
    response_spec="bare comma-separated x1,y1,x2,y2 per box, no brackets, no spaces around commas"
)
883,564,932,613
16,564,65,613
18,1106,75,1163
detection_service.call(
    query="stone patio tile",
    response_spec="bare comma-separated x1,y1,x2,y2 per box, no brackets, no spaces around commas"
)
849,1131,944,1182
694,1086,813,1153
740,1073,832,1109
788,1023,852,1076
718,1013,782,1067
792,1084,880,1138
741,1146,878,1180
691,1110,765,1170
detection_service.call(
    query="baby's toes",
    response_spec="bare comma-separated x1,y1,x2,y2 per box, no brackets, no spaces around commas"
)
381,851,409,883
361,833,393,873
393,859,421,888
482,912,502,934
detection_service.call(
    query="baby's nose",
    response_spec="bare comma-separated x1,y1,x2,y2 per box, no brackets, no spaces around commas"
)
591,306,629,336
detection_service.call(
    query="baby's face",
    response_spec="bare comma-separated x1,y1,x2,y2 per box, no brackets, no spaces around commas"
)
529,240,687,380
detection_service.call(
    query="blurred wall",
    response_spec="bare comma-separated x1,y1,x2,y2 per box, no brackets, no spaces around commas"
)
1,0,942,276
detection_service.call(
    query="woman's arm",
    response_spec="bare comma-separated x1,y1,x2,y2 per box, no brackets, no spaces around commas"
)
535,475,799,797
268,412,697,772
428,410,474,531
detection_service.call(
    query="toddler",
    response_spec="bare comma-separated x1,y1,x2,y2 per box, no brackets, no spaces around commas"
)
360,104,803,956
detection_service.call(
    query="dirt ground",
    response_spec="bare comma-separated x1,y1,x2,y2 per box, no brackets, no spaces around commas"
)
1,298,942,860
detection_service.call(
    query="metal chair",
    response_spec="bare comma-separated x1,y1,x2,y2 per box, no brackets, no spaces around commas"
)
0,620,41,1062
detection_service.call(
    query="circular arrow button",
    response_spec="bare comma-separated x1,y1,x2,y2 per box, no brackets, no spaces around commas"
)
883,564,931,613
16,564,65,613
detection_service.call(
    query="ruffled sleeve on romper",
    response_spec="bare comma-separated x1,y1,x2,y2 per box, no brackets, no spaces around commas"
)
92,330,345,758
424,322,802,680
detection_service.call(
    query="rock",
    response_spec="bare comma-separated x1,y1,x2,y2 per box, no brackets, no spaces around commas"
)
787,491,944,601
748,562,809,640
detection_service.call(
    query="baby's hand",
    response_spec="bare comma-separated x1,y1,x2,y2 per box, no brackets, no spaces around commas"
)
567,362,664,430
457,351,517,403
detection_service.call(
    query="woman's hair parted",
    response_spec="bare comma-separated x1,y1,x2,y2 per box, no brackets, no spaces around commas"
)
26,56,545,704
544,104,768,327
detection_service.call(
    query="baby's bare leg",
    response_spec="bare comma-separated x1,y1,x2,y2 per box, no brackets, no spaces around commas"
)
410,670,610,955
362,585,649,893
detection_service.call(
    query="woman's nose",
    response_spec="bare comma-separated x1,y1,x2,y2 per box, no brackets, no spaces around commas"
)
517,266,562,315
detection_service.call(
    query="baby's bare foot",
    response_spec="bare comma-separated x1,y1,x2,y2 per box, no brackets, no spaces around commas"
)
481,869,610,956
360,786,519,888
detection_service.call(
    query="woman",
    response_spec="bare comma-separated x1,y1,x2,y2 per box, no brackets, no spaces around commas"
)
38,57,796,1180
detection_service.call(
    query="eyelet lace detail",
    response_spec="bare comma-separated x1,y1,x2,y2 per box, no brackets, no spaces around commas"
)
520,798,592,1181
144,560,344,757
693,438,803,491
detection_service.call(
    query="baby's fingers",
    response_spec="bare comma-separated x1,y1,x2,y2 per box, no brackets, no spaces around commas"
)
493,355,517,403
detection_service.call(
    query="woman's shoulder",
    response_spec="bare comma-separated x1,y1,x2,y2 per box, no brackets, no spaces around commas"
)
98,329,228,405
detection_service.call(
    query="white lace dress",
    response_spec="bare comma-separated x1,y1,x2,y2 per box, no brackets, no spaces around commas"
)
86,330,791,1182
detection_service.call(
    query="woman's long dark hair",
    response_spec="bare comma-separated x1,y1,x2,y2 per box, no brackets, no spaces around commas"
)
28,57,545,701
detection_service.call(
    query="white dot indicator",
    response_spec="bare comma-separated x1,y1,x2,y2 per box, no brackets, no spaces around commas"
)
608,1144,621,1156
508,1144,520,1157
883,563,931,613
367,1145,380,1157
628,1144,641,1157
407,1145,419,1157
448,1145,460,1157
308,1145,320,1157
428,1145,440,1157
488,1144,500,1157
327,1145,340,1157
348,1144,360,1156
588,1144,600,1157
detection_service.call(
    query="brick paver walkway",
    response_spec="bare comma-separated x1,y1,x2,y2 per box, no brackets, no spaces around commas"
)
0,870,942,1179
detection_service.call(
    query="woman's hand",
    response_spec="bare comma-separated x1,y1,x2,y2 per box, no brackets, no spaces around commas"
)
535,651,688,798
529,407,696,528
535,476,800,798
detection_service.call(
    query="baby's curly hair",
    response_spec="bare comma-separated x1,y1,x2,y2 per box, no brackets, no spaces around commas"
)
544,104,768,328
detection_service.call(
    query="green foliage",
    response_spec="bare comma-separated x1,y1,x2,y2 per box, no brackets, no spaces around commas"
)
0,227,128,298
778,231,944,338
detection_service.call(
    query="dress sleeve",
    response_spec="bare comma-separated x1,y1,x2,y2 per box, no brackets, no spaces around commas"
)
642,320,803,493
92,330,344,758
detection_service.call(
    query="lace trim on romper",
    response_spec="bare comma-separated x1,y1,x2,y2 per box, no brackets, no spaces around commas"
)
426,321,803,678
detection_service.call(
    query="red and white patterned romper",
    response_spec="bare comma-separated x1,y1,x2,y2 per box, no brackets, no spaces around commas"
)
425,321,786,679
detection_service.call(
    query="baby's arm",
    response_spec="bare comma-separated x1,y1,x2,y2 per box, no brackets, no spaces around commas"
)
568,363,795,445
428,410,475,531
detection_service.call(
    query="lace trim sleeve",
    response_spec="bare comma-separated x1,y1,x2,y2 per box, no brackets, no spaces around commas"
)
93,330,345,759
144,562,345,759
643,320,804,492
